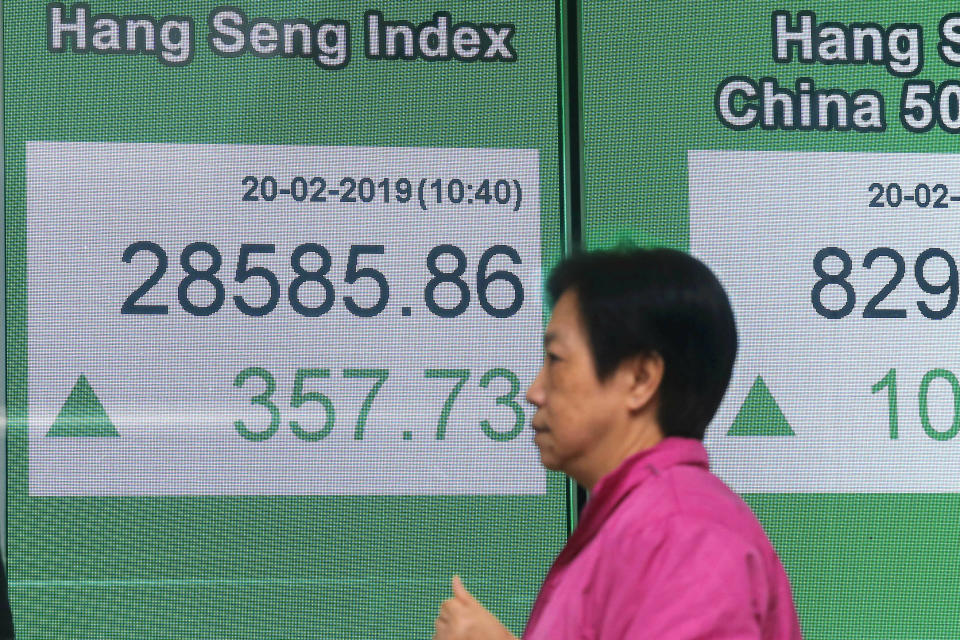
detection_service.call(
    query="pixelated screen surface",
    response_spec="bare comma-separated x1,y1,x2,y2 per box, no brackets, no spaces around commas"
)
582,1,960,636
17,0,960,637
6,2,566,637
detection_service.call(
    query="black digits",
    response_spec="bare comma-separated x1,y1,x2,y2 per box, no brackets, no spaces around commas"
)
811,247,855,319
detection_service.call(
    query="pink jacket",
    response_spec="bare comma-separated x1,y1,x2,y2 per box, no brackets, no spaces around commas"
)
524,438,802,639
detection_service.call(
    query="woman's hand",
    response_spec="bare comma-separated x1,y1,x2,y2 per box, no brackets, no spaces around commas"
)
433,575,518,640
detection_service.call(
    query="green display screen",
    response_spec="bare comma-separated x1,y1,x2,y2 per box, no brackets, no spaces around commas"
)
12,1,960,638
582,1,960,637
5,2,568,637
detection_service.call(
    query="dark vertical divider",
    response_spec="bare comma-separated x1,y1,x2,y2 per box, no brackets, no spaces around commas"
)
557,0,588,528
562,0,583,254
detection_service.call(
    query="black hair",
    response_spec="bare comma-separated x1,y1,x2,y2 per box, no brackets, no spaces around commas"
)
547,247,737,440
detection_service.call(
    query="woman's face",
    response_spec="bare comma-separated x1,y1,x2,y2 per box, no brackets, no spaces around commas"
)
525,290,628,486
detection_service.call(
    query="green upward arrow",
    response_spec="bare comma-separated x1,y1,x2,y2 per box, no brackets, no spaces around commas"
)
47,374,119,437
726,376,795,437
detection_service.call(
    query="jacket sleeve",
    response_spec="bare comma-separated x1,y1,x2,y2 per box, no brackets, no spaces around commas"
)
591,515,771,640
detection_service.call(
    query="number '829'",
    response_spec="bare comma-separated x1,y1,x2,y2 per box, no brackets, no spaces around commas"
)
812,246,958,319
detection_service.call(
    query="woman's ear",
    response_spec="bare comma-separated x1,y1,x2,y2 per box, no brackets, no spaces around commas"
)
622,352,664,413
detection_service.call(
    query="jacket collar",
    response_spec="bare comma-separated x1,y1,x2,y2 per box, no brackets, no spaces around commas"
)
525,438,710,633
555,437,709,566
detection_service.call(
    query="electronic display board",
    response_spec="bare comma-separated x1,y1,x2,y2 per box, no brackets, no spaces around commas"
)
581,1,960,636
5,2,568,637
